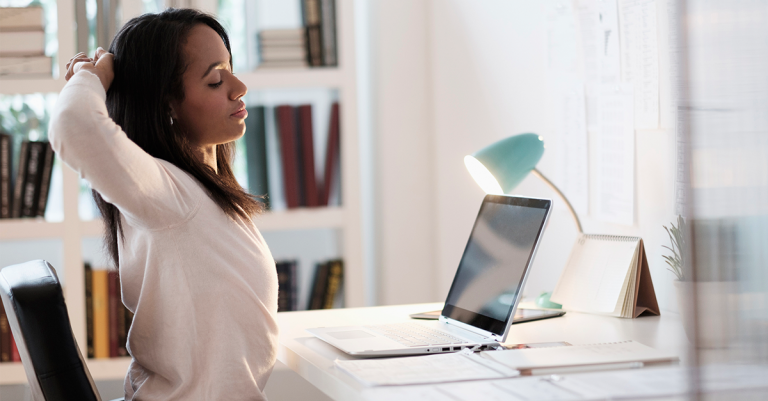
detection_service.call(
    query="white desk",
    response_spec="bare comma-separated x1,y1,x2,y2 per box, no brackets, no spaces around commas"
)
275,303,692,400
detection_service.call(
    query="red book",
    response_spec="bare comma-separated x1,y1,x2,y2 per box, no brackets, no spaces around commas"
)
108,271,119,358
276,105,302,209
10,333,20,362
0,300,9,362
322,103,340,206
298,105,320,207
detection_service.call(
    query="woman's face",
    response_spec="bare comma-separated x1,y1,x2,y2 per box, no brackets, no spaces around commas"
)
170,24,248,149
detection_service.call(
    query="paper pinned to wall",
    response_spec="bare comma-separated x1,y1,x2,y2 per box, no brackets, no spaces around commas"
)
546,1,580,75
549,81,590,215
596,0,622,84
619,0,660,129
596,83,635,225
575,0,601,131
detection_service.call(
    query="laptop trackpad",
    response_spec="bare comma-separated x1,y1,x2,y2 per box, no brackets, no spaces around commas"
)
328,330,376,340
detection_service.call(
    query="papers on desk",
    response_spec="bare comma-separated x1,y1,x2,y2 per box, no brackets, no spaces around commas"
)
335,351,519,386
361,364,768,401
336,340,675,386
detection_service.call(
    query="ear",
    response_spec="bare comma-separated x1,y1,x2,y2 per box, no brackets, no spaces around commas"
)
168,103,179,119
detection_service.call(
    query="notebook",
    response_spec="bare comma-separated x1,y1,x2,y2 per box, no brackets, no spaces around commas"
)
308,194,553,356
550,234,660,318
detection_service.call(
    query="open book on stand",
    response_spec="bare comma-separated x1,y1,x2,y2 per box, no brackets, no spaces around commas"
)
550,234,659,318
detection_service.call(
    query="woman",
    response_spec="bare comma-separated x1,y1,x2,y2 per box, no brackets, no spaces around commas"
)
50,8,278,400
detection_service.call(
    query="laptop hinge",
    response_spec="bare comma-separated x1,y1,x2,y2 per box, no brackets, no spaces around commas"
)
439,316,501,342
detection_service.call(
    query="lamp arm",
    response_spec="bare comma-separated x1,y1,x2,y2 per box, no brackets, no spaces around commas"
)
530,168,583,233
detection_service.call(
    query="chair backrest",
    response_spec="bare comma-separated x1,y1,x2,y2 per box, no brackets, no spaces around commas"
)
0,260,101,401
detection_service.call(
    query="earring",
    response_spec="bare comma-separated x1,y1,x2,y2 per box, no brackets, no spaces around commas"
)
170,116,174,125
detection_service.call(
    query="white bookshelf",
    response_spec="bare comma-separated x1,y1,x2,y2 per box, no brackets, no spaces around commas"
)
0,0,365,386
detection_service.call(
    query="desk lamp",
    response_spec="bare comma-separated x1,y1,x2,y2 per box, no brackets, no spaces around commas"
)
464,133,583,233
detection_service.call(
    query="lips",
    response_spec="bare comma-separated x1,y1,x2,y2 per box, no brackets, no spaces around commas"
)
231,103,247,118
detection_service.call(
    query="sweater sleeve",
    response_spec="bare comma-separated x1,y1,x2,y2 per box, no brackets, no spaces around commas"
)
49,70,201,229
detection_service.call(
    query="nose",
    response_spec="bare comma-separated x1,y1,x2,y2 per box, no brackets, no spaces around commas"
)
231,74,247,100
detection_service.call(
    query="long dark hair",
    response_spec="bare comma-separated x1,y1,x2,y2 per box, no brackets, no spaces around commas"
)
97,8,264,267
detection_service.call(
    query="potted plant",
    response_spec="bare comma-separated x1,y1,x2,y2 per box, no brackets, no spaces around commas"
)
664,216,736,348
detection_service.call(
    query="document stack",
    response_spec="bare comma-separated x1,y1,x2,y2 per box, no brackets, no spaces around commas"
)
0,6,52,78
258,29,308,69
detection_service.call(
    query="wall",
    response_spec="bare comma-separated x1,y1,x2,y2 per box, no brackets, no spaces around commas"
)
371,0,680,311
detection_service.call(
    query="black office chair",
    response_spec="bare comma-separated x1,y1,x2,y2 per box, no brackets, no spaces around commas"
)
0,260,123,401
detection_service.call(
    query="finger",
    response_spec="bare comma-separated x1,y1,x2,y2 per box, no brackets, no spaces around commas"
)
65,57,94,81
65,55,91,68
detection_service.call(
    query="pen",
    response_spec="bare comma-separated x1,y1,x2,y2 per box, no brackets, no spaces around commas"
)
521,361,644,376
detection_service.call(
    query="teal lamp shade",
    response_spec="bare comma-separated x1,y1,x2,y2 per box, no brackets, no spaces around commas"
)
464,133,545,194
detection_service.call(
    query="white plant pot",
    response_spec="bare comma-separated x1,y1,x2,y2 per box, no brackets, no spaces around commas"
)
674,280,738,349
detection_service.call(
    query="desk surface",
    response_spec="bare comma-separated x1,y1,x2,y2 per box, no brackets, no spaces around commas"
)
275,303,691,401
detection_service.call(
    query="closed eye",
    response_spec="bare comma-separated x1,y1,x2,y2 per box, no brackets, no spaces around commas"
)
209,80,223,88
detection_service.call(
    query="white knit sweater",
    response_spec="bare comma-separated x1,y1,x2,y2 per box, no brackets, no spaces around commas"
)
50,70,278,400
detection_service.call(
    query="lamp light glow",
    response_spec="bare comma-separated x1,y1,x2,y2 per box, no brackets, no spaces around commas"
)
464,155,503,195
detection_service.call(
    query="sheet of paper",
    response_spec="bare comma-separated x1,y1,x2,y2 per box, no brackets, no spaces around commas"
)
546,1,580,75
595,83,635,225
574,0,600,131
548,81,590,215
619,0,660,129
335,352,516,386
596,0,622,84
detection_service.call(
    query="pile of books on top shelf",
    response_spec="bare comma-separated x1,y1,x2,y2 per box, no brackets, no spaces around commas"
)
0,133,55,219
0,6,52,78
276,258,343,312
243,102,340,210
257,0,337,69
0,299,21,363
85,264,134,359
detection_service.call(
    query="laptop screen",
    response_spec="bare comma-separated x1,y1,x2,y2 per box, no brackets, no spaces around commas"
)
442,195,551,336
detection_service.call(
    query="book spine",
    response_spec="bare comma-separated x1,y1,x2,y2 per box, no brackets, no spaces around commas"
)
92,269,109,358
108,270,119,358
0,299,9,362
0,30,45,57
10,333,19,362
20,141,44,217
308,262,330,310
35,142,53,217
244,106,270,206
322,103,340,206
276,106,301,209
320,0,337,66
0,6,44,29
11,141,28,218
117,302,127,357
323,260,343,309
0,133,11,218
302,0,324,66
276,261,295,312
298,105,320,207
85,263,94,358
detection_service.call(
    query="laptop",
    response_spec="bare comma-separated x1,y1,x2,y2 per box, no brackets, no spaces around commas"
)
307,194,553,356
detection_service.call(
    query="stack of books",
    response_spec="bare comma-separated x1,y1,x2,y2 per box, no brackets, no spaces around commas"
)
258,28,308,69
84,264,134,359
275,258,344,312
0,299,21,363
243,102,341,210
0,133,55,219
256,0,337,69
0,6,52,78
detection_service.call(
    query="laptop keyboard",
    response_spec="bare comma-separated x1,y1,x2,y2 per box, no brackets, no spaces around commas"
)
365,322,471,347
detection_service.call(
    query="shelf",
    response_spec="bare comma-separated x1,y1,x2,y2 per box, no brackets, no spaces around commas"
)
87,357,132,381
0,362,25,385
237,68,346,89
0,78,65,95
254,207,345,231
0,219,66,240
